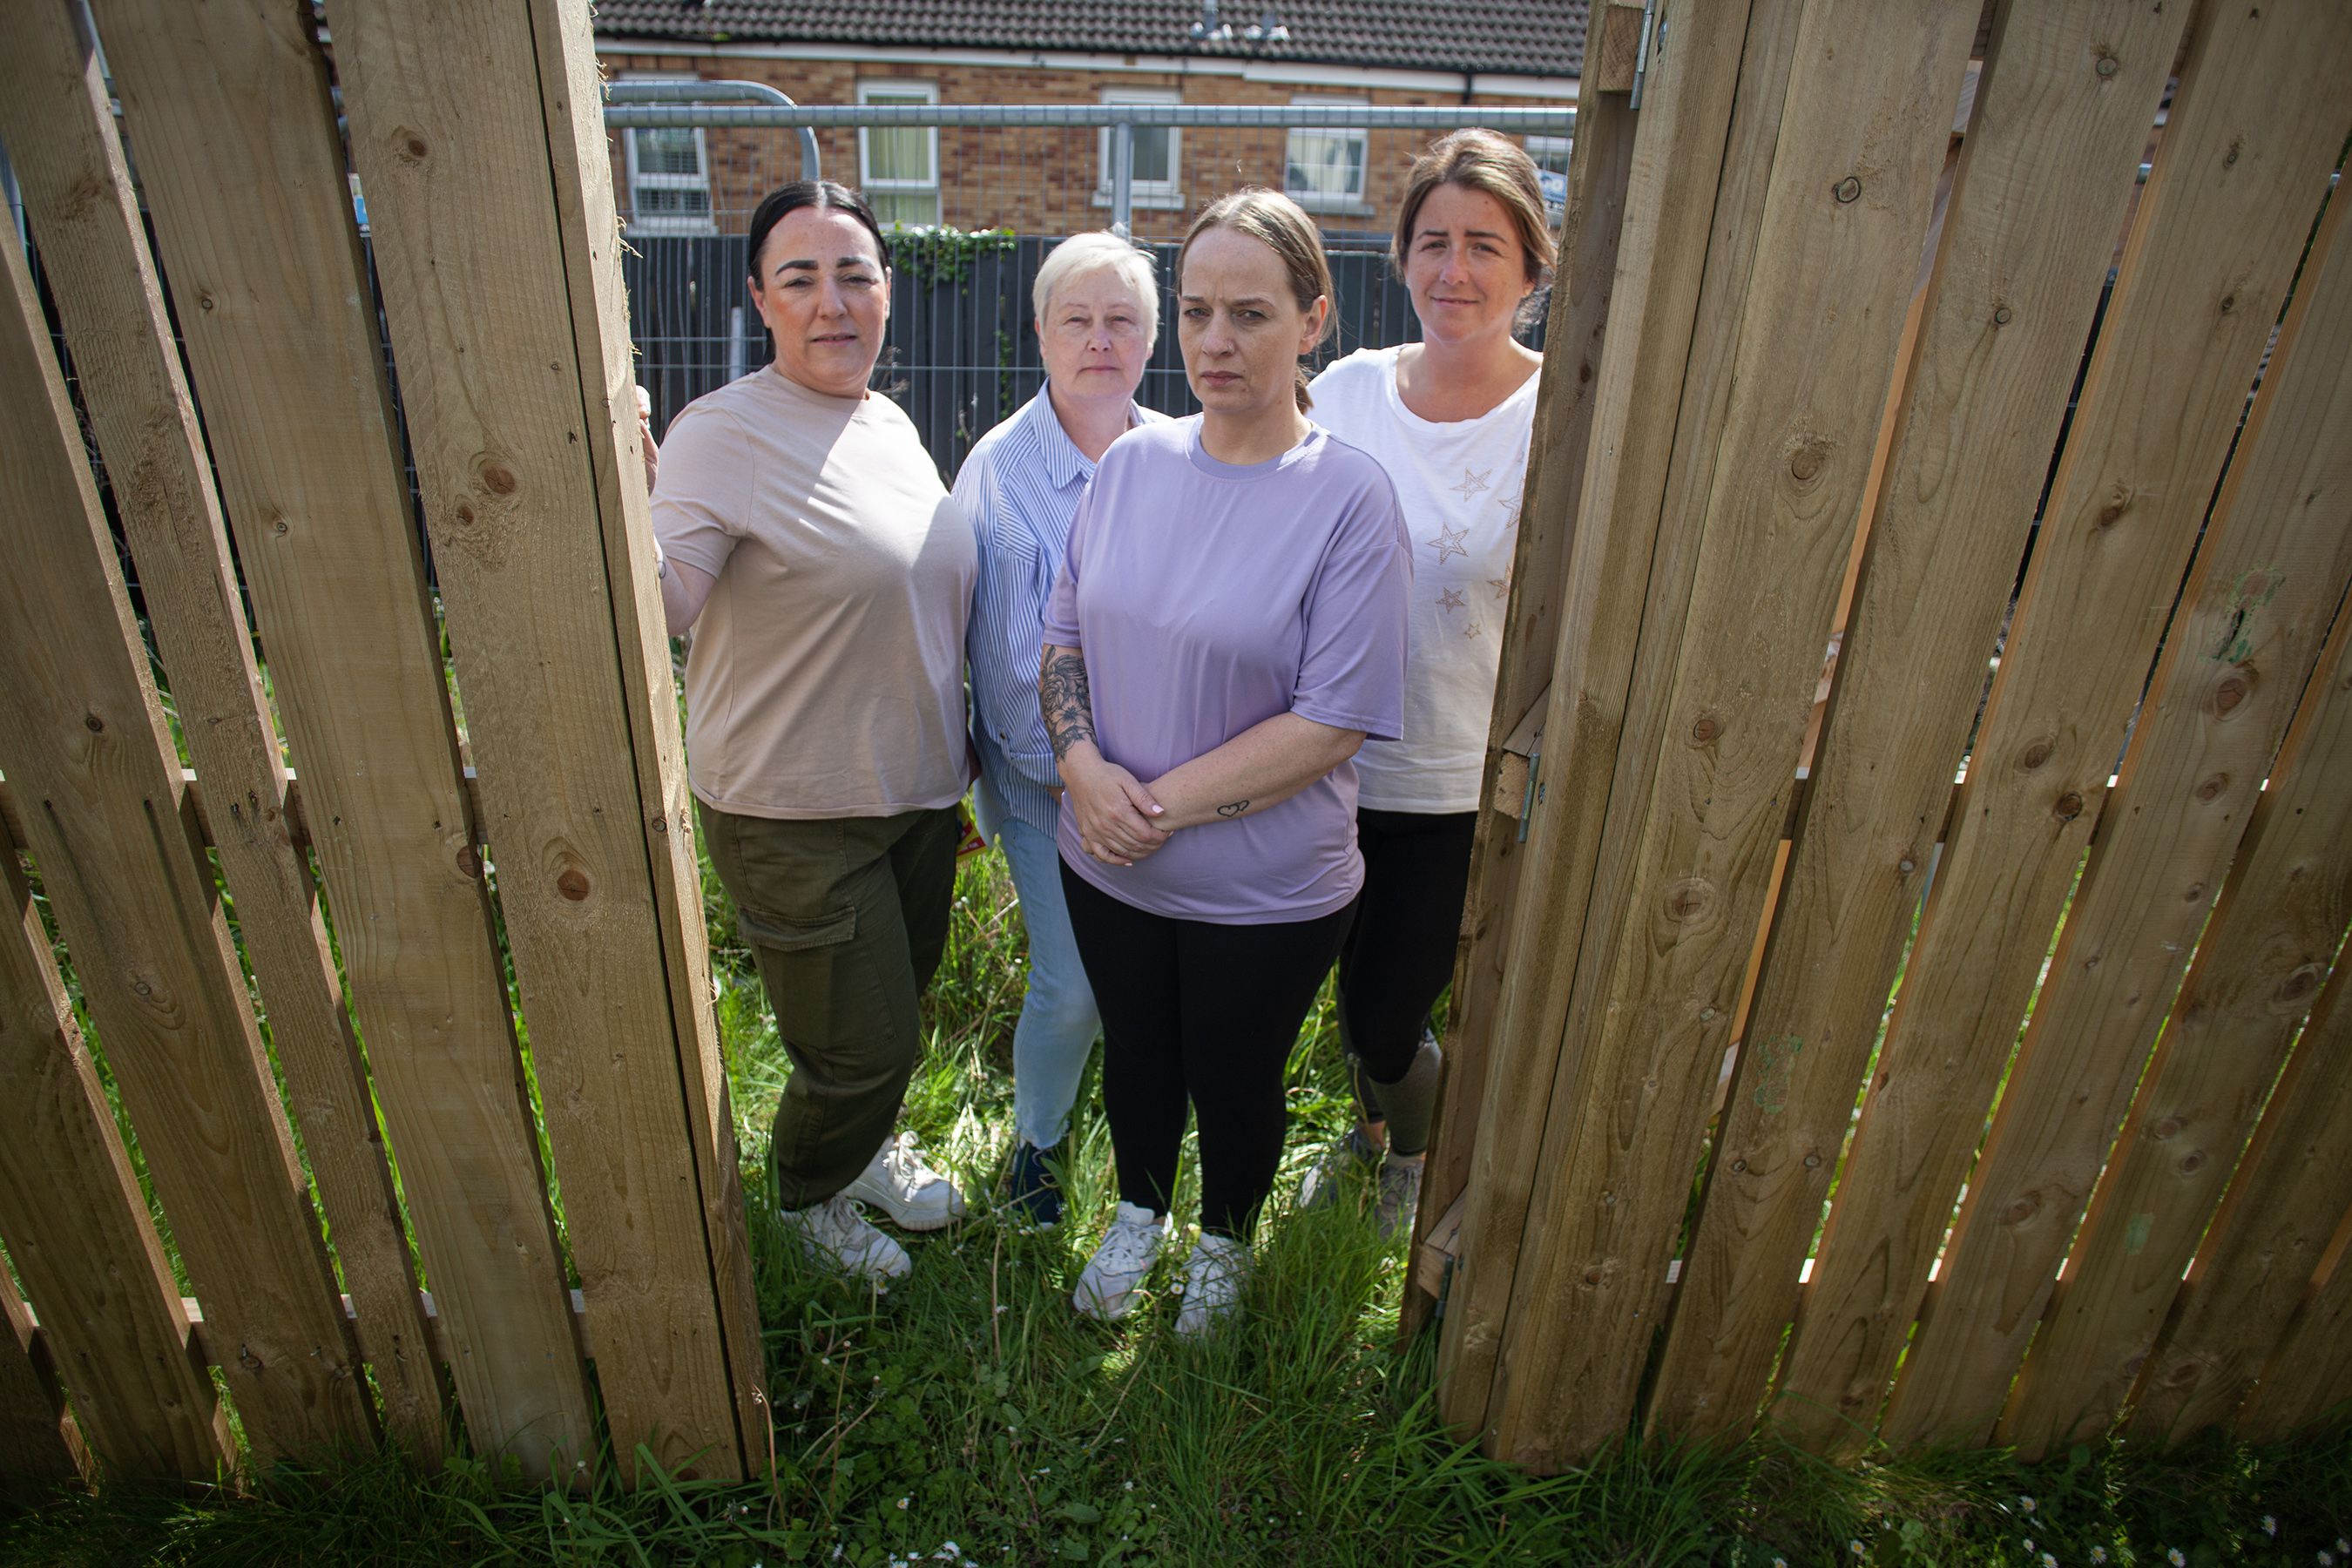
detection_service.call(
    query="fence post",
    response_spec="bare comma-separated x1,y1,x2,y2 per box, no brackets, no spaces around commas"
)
1112,118,1135,239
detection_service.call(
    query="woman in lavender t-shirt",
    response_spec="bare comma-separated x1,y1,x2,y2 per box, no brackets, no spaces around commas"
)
1039,191,1414,1335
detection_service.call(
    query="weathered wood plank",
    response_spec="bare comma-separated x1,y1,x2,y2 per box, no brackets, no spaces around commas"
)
0,0,443,1459
1409,85,1634,1338
0,838,215,1484
0,1264,87,1494
1773,0,2352,1453
1885,154,2352,1450
2135,953,2351,1446
2234,1186,2352,1443
1434,0,1771,1439
332,0,747,1478
2005,602,2352,1453
1587,1,1649,94
0,223,369,1462
526,0,764,1456
1479,0,1977,1470
89,0,593,1478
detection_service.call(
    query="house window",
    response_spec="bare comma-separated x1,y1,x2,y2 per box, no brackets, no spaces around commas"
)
1284,98,1368,212
1097,88,1183,209
622,78,714,235
1524,134,1572,179
858,80,942,229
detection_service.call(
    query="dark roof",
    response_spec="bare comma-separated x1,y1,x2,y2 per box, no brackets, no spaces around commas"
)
594,0,1587,78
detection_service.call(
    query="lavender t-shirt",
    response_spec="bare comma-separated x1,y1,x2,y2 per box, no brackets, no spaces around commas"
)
1043,417,1413,923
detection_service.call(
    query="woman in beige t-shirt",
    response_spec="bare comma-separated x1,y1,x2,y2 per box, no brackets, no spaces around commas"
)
651,180,977,1281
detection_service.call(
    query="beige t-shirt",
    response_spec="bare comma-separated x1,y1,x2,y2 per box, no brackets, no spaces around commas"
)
654,367,977,818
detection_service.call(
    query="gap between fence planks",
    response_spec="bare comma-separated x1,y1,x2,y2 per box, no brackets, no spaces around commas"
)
2132,917,2352,1445
0,1,443,1459
1477,0,1978,1470
88,0,596,1479
331,0,753,1478
2004,598,2352,1455
1434,0,1767,1444
0,222,372,1463
526,0,766,1450
0,1266,85,1494
1409,84,1638,1338
1885,150,2352,1451
0,829,227,1484
1647,0,2193,1446
1771,0,2352,1455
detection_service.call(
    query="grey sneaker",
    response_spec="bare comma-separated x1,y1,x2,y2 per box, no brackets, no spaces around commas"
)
1073,1202,1168,1321
842,1131,966,1232
1174,1233,1250,1337
1375,1154,1425,1241
1296,1125,1382,1213
781,1195,911,1281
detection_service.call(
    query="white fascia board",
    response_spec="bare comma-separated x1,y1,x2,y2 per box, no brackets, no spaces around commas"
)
594,37,1578,100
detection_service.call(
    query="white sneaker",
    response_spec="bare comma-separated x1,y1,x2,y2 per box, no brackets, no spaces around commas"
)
841,1131,966,1232
1175,1233,1250,1337
781,1195,911,1281
1072,1202,1168,1321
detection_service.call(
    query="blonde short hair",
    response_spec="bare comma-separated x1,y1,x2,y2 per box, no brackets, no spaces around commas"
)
1032,231,1162,349
1390,129,1557,300
1178,188,1335,414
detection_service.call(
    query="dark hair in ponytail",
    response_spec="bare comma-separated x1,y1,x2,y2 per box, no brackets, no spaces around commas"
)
746,180,889,284
1178,188,1335,412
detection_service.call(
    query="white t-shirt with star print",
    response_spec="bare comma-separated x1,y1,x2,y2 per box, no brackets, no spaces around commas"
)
1308,345,1537,813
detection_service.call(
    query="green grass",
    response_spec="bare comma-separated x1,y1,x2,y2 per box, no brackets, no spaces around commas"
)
4,846,2350,1566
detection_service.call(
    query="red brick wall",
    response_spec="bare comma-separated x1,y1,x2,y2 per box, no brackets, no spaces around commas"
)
603,51,1567,244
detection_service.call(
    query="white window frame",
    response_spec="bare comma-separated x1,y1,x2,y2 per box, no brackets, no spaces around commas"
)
620,73,716,236
1095,88,1185,211
1283,98,1370,214
856,78,942,227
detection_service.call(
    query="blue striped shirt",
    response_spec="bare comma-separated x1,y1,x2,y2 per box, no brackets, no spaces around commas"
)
959,390,1166,834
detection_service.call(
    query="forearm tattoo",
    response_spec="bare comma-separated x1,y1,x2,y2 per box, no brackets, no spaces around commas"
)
1040,649,1098,762
1216,801,1251,818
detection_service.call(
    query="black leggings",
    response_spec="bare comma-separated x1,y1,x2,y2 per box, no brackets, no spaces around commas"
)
1061,863,1356,1240
1335,808,1478,1092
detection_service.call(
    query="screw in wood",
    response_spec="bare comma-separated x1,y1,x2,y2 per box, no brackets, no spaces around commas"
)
1834,176,1862,203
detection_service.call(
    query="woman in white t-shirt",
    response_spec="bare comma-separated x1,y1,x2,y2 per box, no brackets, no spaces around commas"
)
1298,131,1555,1238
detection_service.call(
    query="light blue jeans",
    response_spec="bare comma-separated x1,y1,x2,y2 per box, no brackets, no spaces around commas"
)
976,776,1102,1151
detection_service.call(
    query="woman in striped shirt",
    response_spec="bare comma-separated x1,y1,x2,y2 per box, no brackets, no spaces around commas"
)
959,233,1167,1225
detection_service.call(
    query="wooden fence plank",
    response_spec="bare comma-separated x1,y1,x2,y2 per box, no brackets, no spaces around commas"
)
1647,0,2192,1446
2133,951,2352,1445
0,0,443,1459
88,0,594,1478
1476,0,1977,1470
526,0,764,1450
1434,0,1768,1441
0,839,220,1484
332,0,749,1478
2234,1194,2352,1442
0,227,370,1463
1410,83,1637,1336
2004,601,2352,1453
1884,155,2352,1450
0,1265,87,1494
1772,0,2352,1453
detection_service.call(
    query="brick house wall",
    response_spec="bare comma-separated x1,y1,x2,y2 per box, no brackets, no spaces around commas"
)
602,50,1573,244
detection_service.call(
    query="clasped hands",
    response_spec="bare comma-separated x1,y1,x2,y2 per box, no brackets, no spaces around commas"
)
1060,748,1173,867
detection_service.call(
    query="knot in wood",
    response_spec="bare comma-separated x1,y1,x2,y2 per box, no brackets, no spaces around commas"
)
1788,441,1828,483
2004,1190,2041,1226
84,712,105,733
1833,175,1862,203
396,130,430,163
2149,1116,2183,1141
199,293,218,312
2095,483,2133,529
456,844,483,880
2182,882,2206,903
1689,713,1722,745
2053,791,2086,821
2193,772,2229,802
1664,877,1712,923
2210,672,2250,716
2178,1150,2207,1175
2276,963,2324,1004
479,463,519,497
2017,737,2055,771
557,866,592,902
